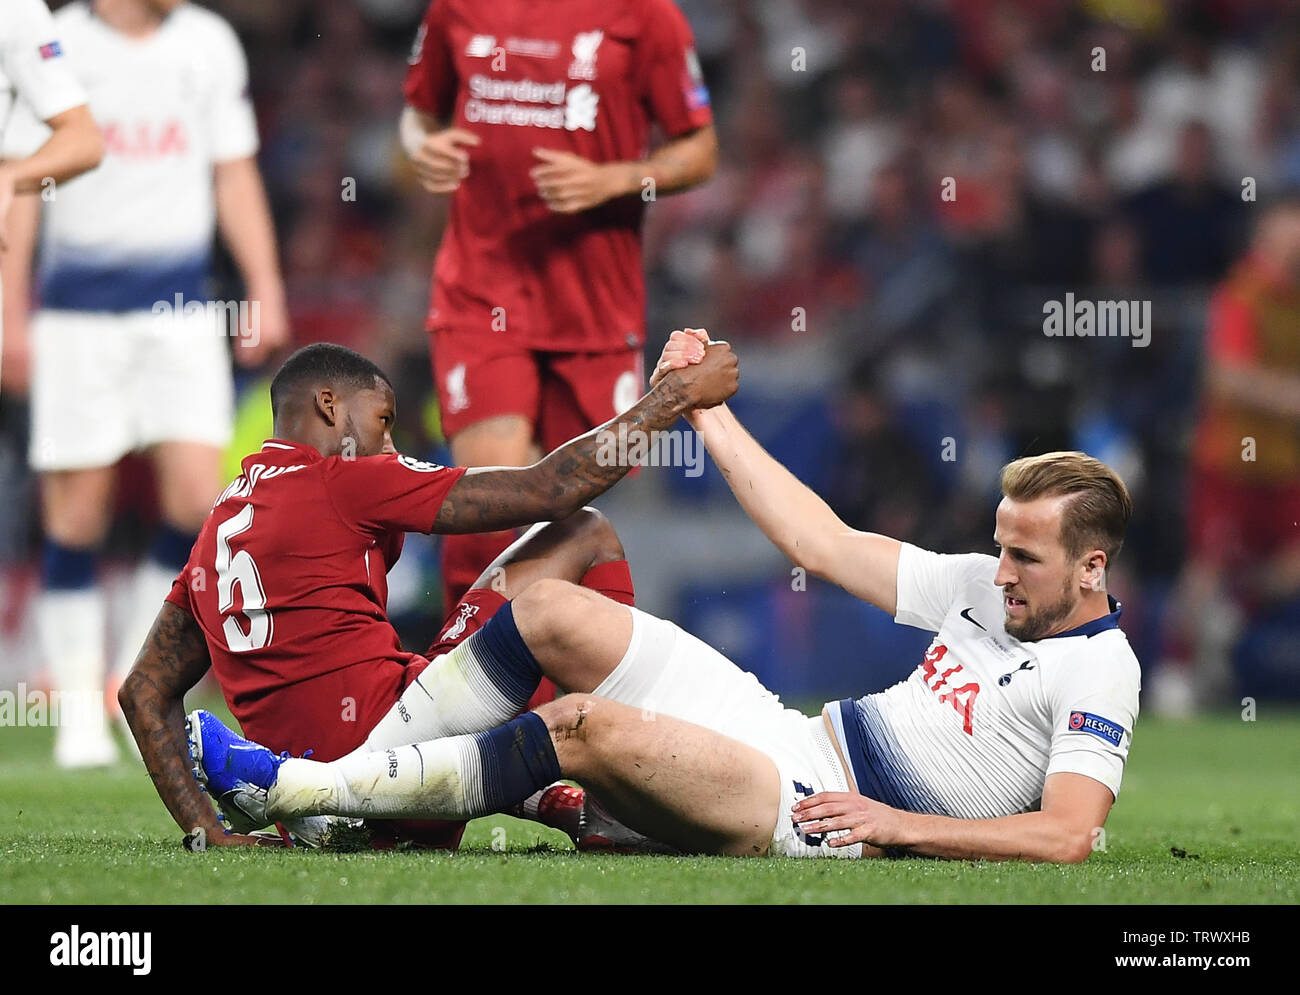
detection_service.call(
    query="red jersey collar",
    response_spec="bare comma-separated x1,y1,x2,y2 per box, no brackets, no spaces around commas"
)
253,439,326,464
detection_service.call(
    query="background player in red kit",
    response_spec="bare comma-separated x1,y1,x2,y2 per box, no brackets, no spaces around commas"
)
117,341,737,847
398,0,718,621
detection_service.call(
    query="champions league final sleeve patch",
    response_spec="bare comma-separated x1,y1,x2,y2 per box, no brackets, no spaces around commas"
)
1068,710,1124,746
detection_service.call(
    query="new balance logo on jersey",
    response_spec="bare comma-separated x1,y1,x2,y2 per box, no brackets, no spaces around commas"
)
466,34,496,58
1069,710,1124,746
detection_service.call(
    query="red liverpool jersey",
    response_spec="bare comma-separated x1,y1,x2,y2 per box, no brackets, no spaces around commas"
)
165,440,466,760
404,0,712,351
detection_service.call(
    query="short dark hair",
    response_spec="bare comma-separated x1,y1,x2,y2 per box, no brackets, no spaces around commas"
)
269,343,392,418
1000,451,1132,562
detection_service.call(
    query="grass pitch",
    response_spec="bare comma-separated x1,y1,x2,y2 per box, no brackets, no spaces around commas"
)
1,707,1296,904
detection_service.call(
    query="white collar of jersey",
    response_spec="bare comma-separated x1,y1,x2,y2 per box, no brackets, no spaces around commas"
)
1039,595,1122,640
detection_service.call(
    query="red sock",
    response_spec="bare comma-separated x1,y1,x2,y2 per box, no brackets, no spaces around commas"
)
580,559,636,607
441,529,516,610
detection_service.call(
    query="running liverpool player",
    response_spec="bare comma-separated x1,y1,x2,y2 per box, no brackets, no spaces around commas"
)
399,0,718,632
118,340,736,848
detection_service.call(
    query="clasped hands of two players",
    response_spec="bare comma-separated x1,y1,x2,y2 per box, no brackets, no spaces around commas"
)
651,328,744,421
412,127,637,213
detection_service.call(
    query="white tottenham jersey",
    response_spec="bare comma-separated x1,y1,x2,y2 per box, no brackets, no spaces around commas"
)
0,0,86,138
827,542,1141,820
1,1,258,313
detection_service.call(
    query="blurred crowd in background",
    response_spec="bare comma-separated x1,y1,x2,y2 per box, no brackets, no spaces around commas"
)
3,0,1299,709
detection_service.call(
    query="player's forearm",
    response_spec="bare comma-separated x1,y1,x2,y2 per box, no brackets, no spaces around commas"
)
0,193,39,300
119,675,224,839
898,809,1093,864
689,405,847,572
399,105,440,160
214,157,285,304
1209,363,1300,421
617,125,718,198
117,603,223,841
434,373,695,533
643,125,717,194
3,106,103,191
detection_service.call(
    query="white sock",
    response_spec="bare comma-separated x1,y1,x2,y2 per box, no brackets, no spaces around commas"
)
270,738,480,821
40,587,112,756
358,636,532,754
269,714,560,822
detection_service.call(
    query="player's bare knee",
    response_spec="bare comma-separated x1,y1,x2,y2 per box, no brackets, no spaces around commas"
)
41,474,114,546
572,506,625,565
535,695,604,774
43,506,111,548
512,577,587,650
162,504,209,534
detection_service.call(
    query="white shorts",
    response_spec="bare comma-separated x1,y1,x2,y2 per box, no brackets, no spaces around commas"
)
30,308,233,471
592,606,862,859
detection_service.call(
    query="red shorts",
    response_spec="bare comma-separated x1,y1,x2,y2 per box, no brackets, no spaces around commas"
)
431,331,643,449
419,587,510,661
1187,466,1300,570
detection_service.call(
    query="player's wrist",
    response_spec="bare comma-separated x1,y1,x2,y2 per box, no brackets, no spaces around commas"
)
246,278,286,308
890,810,926,849
684,406,716,432
606,161,642,200
653,368,694,418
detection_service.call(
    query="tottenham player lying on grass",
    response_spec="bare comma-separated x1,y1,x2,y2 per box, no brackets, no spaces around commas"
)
187,332,1140,862
118,340,738,849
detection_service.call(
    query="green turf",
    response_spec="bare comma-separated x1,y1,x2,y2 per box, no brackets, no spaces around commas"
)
1,706,1297,904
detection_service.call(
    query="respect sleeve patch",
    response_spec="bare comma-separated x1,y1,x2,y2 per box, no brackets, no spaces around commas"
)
1068,710,1124,746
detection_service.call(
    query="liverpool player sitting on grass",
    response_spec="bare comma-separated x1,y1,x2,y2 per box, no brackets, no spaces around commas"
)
118,340,737,849
186,331,1141,863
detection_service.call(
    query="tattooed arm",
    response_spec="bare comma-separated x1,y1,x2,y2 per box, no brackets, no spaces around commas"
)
118,603,260,848
432,340,739,534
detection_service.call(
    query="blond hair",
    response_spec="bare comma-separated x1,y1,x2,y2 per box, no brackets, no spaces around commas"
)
1000,451,1132,561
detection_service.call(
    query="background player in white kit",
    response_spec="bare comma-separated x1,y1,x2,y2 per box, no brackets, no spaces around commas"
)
186,330,1141,863
1,0,288,767
0,0,103,384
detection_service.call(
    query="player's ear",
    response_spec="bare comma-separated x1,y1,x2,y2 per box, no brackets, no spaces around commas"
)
1079,550,1107,593
314,388,339,427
